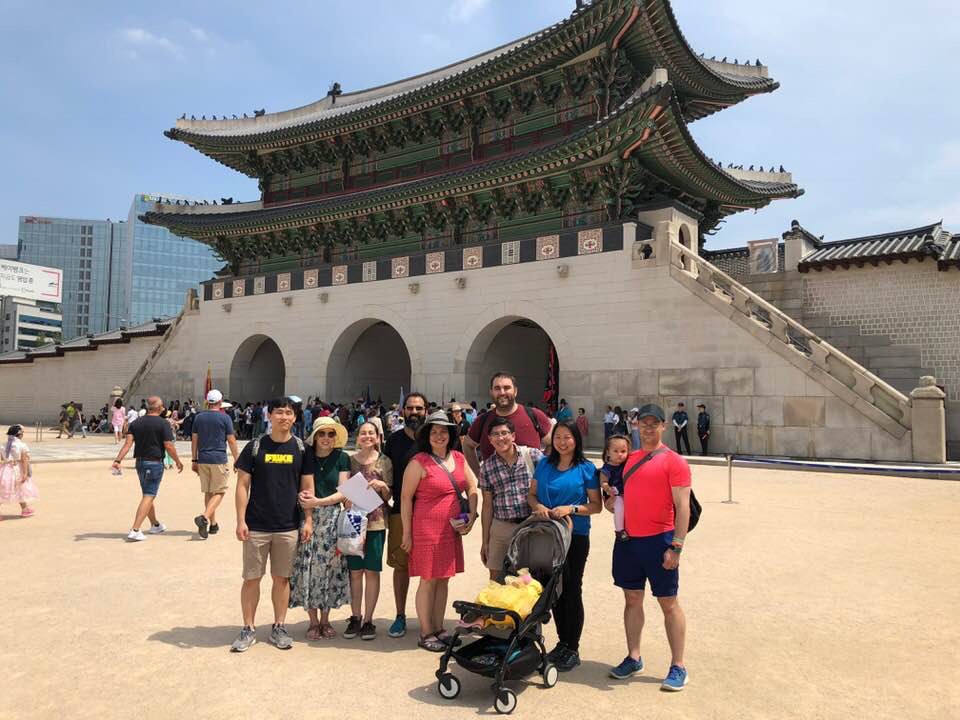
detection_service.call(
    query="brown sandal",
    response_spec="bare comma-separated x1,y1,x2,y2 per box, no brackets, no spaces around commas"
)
320,623,337,639
306,624,323,641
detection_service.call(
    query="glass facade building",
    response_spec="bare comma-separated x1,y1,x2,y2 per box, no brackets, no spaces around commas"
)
17,195,222,340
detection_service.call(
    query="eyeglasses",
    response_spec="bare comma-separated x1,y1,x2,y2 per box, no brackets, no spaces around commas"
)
489,431,514,439
316,431,338,438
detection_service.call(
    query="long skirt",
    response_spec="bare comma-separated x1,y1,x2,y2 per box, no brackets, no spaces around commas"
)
289,504,350,611
0,463,38,504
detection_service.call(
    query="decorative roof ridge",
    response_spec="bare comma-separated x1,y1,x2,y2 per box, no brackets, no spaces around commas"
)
152,199,263,215
653,0,778,92
656,89,802,198
813,221,943,249
784,219,824,247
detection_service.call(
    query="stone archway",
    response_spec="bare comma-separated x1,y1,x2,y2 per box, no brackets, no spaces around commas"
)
326,320,412,404
463,317,558,411
229,334,286,402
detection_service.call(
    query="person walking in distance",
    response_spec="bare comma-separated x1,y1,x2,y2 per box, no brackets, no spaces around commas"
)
111,399,126,444
382,392,428,639
462,372,552,476
112,396,184,541
671,403,691,455
696,403,710,456
231,397,315,653
606,404,692,691
191,389,240,539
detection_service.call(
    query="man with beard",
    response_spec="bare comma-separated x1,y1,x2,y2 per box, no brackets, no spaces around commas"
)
381,391,427,639
463,372,552,476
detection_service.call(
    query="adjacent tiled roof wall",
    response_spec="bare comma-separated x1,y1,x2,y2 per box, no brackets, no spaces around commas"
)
0,319,172,364
799,222,952,270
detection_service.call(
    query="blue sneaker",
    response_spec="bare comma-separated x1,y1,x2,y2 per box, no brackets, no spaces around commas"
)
388,615,406,638
661,665,688,691
609,656,644,679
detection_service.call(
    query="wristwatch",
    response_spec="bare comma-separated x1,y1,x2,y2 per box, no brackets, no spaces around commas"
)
669,544,683,554
571,504,579,515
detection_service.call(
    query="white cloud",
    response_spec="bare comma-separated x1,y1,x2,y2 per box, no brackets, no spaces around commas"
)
448,0,491,23
189,27,210,43
119,27,183,60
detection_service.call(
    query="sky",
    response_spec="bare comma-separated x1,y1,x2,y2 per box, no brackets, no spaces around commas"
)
1,0,958,250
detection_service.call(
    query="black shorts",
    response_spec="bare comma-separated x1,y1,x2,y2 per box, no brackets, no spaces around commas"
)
612,531,679,597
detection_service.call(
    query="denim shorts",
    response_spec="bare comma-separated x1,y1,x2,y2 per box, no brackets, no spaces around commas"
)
136,460,165,497
612,531,679,597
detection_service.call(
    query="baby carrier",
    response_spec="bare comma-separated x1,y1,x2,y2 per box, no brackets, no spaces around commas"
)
435,517,572,715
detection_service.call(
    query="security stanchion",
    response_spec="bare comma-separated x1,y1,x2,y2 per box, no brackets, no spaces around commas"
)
722,454,738,504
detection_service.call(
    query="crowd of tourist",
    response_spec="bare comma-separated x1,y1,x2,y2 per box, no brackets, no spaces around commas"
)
100,370,693,692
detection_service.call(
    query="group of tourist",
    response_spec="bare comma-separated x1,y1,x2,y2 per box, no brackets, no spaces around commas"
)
603,402,711,456
105,368,692,690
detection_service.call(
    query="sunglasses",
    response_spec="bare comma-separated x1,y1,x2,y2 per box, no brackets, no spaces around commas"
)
315,430,338,438
489,431,514,439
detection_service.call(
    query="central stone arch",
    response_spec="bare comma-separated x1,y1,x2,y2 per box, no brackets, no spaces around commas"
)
461,316,560,409
326,319,412,404
229,334,286,402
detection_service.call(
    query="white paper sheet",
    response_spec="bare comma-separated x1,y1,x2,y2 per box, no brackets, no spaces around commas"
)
339,472,384,514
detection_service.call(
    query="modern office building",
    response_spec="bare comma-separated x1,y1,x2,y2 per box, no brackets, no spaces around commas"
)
17,194,222,340
0,244,17,260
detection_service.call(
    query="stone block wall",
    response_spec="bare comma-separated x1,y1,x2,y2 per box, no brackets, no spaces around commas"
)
801,263,960,457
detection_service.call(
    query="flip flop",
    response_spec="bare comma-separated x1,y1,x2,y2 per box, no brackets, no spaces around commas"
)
417,633,447,653
306,624,323,641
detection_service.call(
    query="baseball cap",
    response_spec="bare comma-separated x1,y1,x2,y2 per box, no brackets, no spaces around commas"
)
206,389,223,404
637,403,665,422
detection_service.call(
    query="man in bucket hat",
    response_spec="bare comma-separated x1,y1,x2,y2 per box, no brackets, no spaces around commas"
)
606,403,692,691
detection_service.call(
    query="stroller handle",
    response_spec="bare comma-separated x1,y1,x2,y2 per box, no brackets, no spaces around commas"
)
452,600,523,627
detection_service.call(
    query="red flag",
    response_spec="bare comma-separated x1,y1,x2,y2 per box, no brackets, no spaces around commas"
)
204,363,213,409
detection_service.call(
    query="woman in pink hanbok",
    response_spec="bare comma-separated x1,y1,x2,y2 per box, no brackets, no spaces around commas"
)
0,424,38,518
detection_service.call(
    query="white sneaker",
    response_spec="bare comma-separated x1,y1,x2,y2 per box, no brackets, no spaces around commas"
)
126,529,146,542
147,522,167,534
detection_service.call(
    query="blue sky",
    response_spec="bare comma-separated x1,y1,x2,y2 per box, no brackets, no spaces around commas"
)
1,0,957,249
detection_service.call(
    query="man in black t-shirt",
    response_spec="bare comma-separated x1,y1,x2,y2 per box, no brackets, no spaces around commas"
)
112,396,183,542
380,391,427,639
231,397,314,653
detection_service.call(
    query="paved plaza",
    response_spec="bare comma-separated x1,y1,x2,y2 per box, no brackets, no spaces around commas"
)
2,454,957,720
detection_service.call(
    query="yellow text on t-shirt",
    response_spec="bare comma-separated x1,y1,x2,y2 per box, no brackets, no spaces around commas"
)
264,453,294,464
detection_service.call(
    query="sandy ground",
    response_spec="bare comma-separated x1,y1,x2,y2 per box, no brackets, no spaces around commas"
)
1,459,958,720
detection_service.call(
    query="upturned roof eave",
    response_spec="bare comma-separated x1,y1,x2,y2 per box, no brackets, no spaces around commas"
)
145,84,799,243
163,0,777,160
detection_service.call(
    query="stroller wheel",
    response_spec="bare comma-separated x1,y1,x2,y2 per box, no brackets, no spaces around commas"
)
542,663,559,688
438,673,461,700
494,688,518,715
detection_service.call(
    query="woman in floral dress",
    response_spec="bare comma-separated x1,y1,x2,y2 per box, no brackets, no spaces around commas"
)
289,417,351,639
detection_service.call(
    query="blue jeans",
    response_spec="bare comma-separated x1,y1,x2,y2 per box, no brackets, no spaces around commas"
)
136,460,165,497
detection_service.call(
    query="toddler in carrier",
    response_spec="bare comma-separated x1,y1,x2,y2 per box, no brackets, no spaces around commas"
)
599,435,631,535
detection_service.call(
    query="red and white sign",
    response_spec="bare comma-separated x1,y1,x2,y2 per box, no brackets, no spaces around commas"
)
0,260,63,303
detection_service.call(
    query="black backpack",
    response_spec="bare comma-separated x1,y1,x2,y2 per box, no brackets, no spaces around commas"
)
621,449,701,533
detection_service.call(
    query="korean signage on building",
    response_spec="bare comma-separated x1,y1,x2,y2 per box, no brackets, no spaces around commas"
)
0,260,63,303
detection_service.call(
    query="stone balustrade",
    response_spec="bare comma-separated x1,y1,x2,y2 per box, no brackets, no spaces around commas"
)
669,241,913,434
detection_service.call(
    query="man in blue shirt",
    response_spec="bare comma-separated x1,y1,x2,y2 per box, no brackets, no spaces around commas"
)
554,398,573,422
191,389,240,539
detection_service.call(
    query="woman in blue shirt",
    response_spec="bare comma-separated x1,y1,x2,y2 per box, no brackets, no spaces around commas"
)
528,419,602,672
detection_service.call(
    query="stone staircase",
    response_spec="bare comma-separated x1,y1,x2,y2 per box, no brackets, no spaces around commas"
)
668,241,913,438
125,310,187,400
799,319,931,397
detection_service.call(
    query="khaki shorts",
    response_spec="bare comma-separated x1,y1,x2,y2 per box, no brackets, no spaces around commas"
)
486,518,521,573
197,463,230,494
386,513,408,571
242,530,298,580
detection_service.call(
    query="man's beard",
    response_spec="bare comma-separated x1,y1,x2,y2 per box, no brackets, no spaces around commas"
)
405,415,423,430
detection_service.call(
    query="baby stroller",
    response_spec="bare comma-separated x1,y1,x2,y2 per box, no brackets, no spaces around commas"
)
435,517,572,715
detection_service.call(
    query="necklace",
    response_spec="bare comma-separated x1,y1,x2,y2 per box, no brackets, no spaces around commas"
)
316,449,337,475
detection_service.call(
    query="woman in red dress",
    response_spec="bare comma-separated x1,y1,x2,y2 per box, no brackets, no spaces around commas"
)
401,410,479,652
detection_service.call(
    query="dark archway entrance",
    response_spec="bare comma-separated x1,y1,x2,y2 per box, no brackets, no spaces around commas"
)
326,320,411,404
229,335,286,403
464,318,557,411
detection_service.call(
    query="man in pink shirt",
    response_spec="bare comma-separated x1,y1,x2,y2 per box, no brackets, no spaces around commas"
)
605,403,692,691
